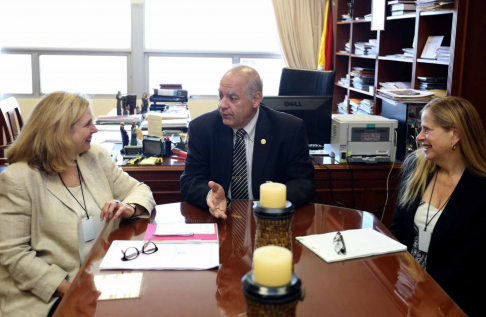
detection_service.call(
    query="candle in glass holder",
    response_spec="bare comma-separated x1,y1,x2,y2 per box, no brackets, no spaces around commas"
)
260,182,286,208
253,245,292,287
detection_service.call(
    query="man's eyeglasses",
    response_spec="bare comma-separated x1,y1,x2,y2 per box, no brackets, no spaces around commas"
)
333,231,346,255
121,240,158,261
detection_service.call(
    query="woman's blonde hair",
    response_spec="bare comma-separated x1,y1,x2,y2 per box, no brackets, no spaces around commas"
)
398,96,486,207
7,91,91,173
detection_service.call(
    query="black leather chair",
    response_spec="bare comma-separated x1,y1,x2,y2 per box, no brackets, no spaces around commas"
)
278,67,335,96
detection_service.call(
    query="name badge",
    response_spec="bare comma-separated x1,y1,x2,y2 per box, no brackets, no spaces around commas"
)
418,228,432,253
82,217,96,242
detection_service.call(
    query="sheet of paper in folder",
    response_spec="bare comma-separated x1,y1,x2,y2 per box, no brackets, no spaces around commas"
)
147,113,163,137
296,228,406,263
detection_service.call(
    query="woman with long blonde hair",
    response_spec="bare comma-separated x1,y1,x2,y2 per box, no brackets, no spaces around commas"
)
390,96,486,316
0,92,156,317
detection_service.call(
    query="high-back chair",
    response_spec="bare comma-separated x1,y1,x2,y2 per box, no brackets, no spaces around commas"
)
0,97,24,165
278,67,335,96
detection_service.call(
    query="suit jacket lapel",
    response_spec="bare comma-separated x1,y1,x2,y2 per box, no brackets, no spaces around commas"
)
76,154,105,209
252,107,273,197
216,121,234,193
46,173,78,214
428,169,476,252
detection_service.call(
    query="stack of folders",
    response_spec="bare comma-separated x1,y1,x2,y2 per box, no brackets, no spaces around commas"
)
388,0,417,16
435,46,450,62
417,77,447,97
359,99,375,115
350,67,375,92
99,205,219,270
349,98,363,114
377,89,434,103
416,0,454,11
296,228,406,263
337,96,348,114
354,40,377,56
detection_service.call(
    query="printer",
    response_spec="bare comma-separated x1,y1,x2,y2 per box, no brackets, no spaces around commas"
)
330,114,398,163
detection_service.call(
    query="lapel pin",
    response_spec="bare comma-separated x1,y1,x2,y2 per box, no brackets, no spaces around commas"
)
261,139,266,145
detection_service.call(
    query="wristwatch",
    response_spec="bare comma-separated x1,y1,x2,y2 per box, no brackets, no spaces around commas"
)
126,203,137,218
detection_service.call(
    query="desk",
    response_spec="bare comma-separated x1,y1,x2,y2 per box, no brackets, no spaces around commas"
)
53,202,464,317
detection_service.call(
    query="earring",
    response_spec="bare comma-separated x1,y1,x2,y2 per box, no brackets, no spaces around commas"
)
451,143,457,151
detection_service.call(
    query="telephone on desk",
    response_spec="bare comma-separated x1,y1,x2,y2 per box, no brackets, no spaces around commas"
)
171,148,187,160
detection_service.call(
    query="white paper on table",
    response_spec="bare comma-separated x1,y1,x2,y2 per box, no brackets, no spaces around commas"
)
296,228,406,263
155,223,216,235
153,205,186,224
99,240,219,270
94,273,143,300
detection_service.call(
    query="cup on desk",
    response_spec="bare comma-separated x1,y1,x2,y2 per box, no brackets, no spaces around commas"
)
254,182,294,251
242,246,304,317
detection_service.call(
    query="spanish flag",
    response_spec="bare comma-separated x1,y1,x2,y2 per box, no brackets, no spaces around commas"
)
317,0,333,70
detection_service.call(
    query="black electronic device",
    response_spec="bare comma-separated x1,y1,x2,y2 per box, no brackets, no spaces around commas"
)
382,99,425,162
123,145,143,159
262,96,333,146
143,137,164,157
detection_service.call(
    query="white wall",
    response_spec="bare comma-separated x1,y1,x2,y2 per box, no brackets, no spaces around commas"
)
16,97,218,121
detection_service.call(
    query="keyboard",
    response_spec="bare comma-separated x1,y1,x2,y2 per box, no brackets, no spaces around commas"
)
308,144,324,150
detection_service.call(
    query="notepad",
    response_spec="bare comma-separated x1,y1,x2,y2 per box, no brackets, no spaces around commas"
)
139,157,159,165
143,223,219,243
296,228,406,263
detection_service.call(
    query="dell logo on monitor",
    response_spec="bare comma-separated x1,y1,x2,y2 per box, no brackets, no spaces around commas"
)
284,101,303,107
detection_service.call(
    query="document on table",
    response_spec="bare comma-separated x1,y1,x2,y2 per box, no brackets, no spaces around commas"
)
99,240,219,270
94,273,143,300
296,228,406,263
155,223,215,235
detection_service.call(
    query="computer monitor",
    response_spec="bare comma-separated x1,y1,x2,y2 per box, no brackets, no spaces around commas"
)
262,96,333,146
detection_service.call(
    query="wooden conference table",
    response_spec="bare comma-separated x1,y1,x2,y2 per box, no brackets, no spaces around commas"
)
54,202,464,317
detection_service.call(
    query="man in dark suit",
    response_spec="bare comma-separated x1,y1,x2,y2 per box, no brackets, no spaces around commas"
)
180,65,315,218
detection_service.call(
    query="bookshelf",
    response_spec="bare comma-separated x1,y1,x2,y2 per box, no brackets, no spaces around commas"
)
332,1,468,118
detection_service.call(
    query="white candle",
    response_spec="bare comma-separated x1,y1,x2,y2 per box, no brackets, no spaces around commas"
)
253,246,292,287
260,182,286,208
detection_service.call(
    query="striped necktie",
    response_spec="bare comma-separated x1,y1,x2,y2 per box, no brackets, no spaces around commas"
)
231,129,249,199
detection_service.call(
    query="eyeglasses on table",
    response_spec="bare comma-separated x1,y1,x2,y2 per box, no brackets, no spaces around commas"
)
333,231,346,255
121,239,159,261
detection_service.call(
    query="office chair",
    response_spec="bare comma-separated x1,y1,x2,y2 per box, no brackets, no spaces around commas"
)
0,97,24,165
278,67,335,96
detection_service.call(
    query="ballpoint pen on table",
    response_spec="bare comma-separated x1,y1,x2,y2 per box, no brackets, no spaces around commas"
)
153,232,194,237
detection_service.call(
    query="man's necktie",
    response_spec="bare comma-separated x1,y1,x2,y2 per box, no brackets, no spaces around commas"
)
231,129,249,199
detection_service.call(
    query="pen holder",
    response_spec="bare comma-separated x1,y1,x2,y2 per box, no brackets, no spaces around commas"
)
253,201,294,251
242,271,304,317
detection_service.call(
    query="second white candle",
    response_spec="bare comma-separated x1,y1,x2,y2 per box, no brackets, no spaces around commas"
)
253,245,292,287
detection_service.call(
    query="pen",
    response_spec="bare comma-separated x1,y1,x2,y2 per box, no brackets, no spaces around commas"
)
153,233,194,237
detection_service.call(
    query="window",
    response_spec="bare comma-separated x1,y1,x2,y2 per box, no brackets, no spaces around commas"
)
0,0,130,49
0,1,284,97
40,55,128,94
149,56,232,96
145,0,284,96
241,58,286,97
0,54,32,95
145,0,280,53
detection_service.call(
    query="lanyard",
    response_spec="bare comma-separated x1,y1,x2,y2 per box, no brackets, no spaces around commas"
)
424,171,451,231
59,161,89,219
